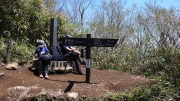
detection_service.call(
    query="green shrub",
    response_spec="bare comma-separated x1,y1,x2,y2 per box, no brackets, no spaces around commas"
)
115,47,180,87
94,47,180,101
0,39,34,64
11,42,34,64
0,39,7,62
106,90,132,101
141,48,180,87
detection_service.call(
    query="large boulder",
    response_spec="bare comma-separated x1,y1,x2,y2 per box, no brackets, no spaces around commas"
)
5,62,19,70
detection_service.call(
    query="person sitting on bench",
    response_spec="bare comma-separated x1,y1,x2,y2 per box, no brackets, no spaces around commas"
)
59,35,85,75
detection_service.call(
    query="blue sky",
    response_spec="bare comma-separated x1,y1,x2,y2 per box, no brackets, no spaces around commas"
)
126,0,180,9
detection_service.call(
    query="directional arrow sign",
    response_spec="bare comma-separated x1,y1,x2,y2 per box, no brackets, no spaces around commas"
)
90,38,118,47
60,38,86,46
60,38,118,47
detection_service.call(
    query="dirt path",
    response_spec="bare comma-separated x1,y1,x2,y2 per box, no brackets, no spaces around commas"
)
0,63,156,100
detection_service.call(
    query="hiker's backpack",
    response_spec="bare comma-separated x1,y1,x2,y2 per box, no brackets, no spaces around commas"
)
50,46,64,61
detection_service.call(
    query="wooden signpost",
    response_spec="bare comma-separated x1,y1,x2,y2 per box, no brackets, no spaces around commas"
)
50,18,58,47
60,34,118,83
49,18,118,83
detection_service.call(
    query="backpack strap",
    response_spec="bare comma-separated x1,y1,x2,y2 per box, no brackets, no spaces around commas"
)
57,45,63,55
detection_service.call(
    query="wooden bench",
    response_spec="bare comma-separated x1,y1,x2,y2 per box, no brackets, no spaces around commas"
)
30,59,73,74
49,61,73,73
49,48,86,73
30,48,85,74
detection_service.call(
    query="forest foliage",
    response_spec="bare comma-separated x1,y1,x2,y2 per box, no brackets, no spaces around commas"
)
0,0,180,100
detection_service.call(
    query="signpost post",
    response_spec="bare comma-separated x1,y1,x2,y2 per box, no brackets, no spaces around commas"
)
50,18,58,47
86,34,91,83
60,34,118,83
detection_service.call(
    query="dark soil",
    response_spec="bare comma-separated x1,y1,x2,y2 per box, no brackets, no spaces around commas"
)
0,62,156,100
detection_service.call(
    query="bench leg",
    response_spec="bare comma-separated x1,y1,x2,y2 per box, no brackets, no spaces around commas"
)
50,61,69,73
63,61,67,74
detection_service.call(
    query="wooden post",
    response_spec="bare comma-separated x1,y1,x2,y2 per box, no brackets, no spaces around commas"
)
6,39,13,64
86,34,91,83
50,18,58,47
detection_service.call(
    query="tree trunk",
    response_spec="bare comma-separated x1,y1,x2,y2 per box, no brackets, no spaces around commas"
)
6,39,13,64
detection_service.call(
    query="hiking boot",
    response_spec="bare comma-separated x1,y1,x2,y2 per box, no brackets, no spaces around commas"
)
78,72,83,75
45,73,49,79
39,74,43,78
77,70,83,75
45,75,48,79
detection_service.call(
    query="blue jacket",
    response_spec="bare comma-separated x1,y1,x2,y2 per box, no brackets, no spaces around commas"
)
34,46,49,58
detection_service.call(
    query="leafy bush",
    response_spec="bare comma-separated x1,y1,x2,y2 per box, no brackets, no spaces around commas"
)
140,48,180,87
0,39,34,64
94,47,180,101
106,90,132,101
0,39,7,63
11,42,34,64
107,47,180,87
105,80,180,101
91,47,123,70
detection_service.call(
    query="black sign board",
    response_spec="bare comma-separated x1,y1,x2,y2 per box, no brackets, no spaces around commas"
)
90,38,118,47
60,38,86,46
60,38,118,47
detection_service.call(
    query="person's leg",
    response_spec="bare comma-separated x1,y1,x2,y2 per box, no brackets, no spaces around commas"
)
72,53,85,65
73,59,83,75
66,53,83,75
42,60,49,78
38,60,43,78
78,55,86,65
68,53,83,74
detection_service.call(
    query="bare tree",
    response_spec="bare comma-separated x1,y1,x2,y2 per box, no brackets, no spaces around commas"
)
90,0,129,46
141,1,180,50
62,0,93,27
88,0,134,62
43,0,66,13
